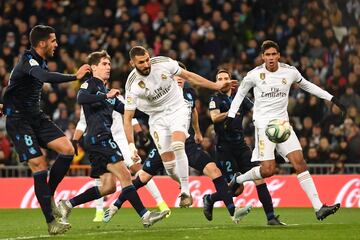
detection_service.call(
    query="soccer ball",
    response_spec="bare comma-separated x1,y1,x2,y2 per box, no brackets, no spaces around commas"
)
265,119,292,143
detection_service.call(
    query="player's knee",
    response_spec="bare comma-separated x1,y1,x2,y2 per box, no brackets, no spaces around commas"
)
261,165,276,177
60,143,75,155
254,179,265,185
233,183,244,197
203,163,222,179
138,170,152,183
293,160,308,174
289,153,308,173
100,184,116,195
28,157,47,172
171,141,185,153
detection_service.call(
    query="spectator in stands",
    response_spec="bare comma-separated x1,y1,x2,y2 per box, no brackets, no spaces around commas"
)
0,123,11,165
344,118,360,164
0,0,359,173
306,147,320,164
340,86,360,111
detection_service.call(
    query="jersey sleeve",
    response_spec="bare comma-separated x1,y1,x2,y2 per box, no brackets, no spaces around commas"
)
124,90,138,111
187,88,197,110
22,55,39,75
298,78,333,101
167,58,182,76
209,95,220,111
77,80,107,104
75,107,87,132
293,67,305,84
294,69,333,101
24,55,76,83
228,73,255,118
114,97,125,114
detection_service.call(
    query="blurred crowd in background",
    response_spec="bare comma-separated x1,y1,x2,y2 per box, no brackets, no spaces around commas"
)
0,0,359,174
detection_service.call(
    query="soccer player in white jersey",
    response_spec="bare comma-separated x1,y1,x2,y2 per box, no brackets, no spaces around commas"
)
73,95,170,221
123,46,235,207
227,40,346,221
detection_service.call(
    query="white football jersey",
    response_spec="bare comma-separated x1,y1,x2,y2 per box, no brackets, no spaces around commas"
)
229,62,333,127
124,56,186,115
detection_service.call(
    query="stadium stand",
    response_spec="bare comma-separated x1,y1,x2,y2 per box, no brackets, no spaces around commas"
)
0,0,359,175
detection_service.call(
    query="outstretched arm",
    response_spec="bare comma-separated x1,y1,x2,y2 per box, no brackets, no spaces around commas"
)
29,64,90,83
297,78,333,101
228,78,254,118
179,69,236,91
297,78,346,118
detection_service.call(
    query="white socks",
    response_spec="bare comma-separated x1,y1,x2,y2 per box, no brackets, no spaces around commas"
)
65,200,73,208
297,171,322,211
94,178,104,211
171,141,190,195
163,160,180,183
145,179,164,204
236,166,262,184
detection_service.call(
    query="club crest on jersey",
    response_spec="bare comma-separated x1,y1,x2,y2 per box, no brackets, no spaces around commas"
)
29,59,39,66
260,73,265,80
282,78,287,85
126,96,133,104
161,74,167,80
138,80,146,89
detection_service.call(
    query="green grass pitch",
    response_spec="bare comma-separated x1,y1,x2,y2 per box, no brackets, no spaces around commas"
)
0,208,359,240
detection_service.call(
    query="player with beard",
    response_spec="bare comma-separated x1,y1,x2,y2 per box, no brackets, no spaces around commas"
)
103,62,251,224
123,46,236,207
1,25,90,235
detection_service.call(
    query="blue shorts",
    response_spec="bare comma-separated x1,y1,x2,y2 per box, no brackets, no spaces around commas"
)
142,148,164,176
186,142,213,173
85,136,124,178
6,112,64,162
216,143,258,183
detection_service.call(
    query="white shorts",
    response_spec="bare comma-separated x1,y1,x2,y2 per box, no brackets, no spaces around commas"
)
149,105,190,155
114,136,140,168
251,127,302,162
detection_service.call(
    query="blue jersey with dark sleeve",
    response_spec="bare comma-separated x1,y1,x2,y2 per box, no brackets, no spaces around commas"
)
77,77,124,141
183,87,196,144
209,93,253,144
3,48,76,116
